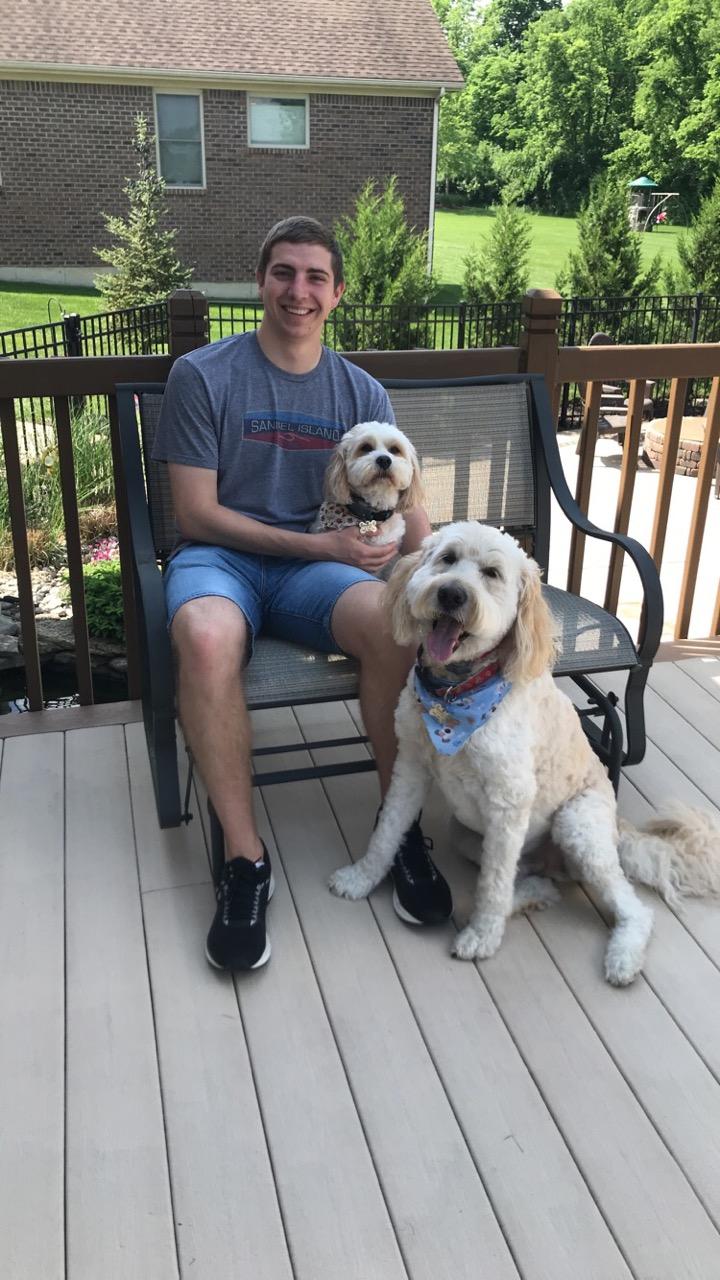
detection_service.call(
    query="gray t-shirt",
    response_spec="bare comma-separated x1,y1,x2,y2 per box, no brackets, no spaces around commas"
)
152,331,395,532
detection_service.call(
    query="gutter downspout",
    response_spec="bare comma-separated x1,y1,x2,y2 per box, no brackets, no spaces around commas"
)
427,88,444,272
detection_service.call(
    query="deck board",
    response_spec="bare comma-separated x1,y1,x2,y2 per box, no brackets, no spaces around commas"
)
0,733,65,1280
2,656,720,1279
317,759,632,1280
262,751,521,1280
235,791,410,1280
531,886,720,1228
451,877,720,1280
64,725,178,1278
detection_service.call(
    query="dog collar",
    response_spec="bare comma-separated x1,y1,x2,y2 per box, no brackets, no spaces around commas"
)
414,656,511,755
416,647,502,701
346,493,395,523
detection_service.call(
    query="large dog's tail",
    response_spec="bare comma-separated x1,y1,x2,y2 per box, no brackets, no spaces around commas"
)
618,805,720,904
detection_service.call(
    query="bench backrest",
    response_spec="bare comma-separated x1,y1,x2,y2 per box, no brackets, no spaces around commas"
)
121,375,548,569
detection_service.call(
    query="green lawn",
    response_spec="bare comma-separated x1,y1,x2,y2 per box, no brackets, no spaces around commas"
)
0,283,105,332
432,210,683,301
0,212,686,332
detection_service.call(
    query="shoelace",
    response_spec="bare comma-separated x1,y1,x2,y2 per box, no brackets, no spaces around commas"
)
396,833,437,884
218,865,267,926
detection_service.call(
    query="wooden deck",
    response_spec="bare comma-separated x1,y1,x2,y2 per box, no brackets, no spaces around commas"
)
2,650,720,1280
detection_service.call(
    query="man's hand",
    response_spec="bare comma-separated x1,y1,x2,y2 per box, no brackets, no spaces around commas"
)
312,527,400,573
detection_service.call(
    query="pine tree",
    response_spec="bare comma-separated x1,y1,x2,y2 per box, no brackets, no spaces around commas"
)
94,114,192,310
462,197,532,303
555,175,661,299
668,177,720,294
334,177,434,349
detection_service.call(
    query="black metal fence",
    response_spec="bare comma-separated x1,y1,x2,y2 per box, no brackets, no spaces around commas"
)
0,303,168,456
209,299,524,350
3,293,719,452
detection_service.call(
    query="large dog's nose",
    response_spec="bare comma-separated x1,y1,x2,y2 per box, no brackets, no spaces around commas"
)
376,455,392,471
437,582,467,612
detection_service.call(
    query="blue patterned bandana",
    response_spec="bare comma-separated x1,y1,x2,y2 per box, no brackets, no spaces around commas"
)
414,660,512,755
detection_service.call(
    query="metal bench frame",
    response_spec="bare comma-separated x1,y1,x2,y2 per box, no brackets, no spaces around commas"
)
116,373,663,830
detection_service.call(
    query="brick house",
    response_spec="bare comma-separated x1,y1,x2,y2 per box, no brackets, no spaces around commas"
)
0,0,462,294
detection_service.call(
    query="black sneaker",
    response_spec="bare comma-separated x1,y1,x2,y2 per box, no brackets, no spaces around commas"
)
390,821,453,925
206,845,275,971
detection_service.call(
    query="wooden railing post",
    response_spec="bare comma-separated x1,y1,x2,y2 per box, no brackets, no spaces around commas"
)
520,289,562,422
167,290,209,359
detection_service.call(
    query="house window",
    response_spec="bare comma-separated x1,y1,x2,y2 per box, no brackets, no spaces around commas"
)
248,96,308,148
155,92,204,187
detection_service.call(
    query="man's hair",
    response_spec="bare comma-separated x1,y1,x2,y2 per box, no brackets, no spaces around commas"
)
257,216,345,287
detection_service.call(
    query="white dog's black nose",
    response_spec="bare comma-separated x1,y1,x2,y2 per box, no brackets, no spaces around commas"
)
376,455,392,471
437,582,468,612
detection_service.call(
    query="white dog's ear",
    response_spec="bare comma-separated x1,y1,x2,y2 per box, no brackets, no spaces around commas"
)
396,446,425,514
504,559,557,685
384,548,425,645
323,440,352,504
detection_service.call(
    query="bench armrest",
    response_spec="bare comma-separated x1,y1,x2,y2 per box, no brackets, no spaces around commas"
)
532,378,664,664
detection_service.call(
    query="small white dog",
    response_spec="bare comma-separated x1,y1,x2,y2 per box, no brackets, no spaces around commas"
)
329,521,720,985
311,421,423,546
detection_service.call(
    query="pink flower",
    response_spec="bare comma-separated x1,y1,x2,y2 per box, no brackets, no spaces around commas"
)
89,536,120,562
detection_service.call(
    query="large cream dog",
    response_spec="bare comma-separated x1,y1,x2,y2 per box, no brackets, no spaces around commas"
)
329,521,720,985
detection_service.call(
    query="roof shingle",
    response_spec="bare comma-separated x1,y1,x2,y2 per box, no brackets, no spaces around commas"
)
1,0,463,87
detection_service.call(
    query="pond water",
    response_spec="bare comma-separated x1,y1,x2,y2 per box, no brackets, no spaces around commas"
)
0,661,128,714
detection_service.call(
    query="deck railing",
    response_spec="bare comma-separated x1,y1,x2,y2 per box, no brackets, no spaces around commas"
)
0,289,718,713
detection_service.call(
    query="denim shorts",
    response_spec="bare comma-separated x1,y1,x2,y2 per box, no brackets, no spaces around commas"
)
163,543,377,656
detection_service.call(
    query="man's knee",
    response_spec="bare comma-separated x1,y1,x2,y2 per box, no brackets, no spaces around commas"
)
171,597,249,681
333,580,402,663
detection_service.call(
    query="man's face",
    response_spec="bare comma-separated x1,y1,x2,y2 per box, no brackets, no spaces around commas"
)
257,241,345,344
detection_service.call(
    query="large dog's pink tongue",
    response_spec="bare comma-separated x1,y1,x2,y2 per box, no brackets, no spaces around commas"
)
426,616,464,664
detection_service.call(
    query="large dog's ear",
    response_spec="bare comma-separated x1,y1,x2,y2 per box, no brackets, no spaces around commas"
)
323,439,352,504
384,548,425,645
504,559,557,685
396,447,425,514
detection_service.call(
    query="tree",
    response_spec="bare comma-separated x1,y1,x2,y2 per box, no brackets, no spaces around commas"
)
556,175,662,299
463,198,532,301
507,0,635,211
334,177,434,349
94,113,192,311
666,177,720,294
607,0,720,214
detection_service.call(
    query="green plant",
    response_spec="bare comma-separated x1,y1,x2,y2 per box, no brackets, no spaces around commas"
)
78,559,125,642
334,177,435,349
71,406,116,511
0,405,117,571
555,175,662,300
94,113,192,312
463,197,532,304
665,176,720,296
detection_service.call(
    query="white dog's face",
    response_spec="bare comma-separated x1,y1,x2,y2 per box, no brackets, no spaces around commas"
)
324,421,421,513
387,521,556,682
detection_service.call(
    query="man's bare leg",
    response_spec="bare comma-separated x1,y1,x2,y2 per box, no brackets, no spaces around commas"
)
171,596,263,863
331,579,414,795
331,578,452,924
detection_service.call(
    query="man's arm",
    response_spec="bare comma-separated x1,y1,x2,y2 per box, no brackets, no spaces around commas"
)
169,462,400,574
401,506,432,555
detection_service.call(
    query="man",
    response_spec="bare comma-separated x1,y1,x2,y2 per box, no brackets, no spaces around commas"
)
153,215,451,972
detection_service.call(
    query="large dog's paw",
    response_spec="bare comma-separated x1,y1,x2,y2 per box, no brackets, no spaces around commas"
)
604,905,654,987
452,915,505,961
328,863,375,901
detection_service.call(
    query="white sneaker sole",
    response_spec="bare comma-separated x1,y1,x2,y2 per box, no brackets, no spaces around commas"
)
392,887,424,926
205,873,275,971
